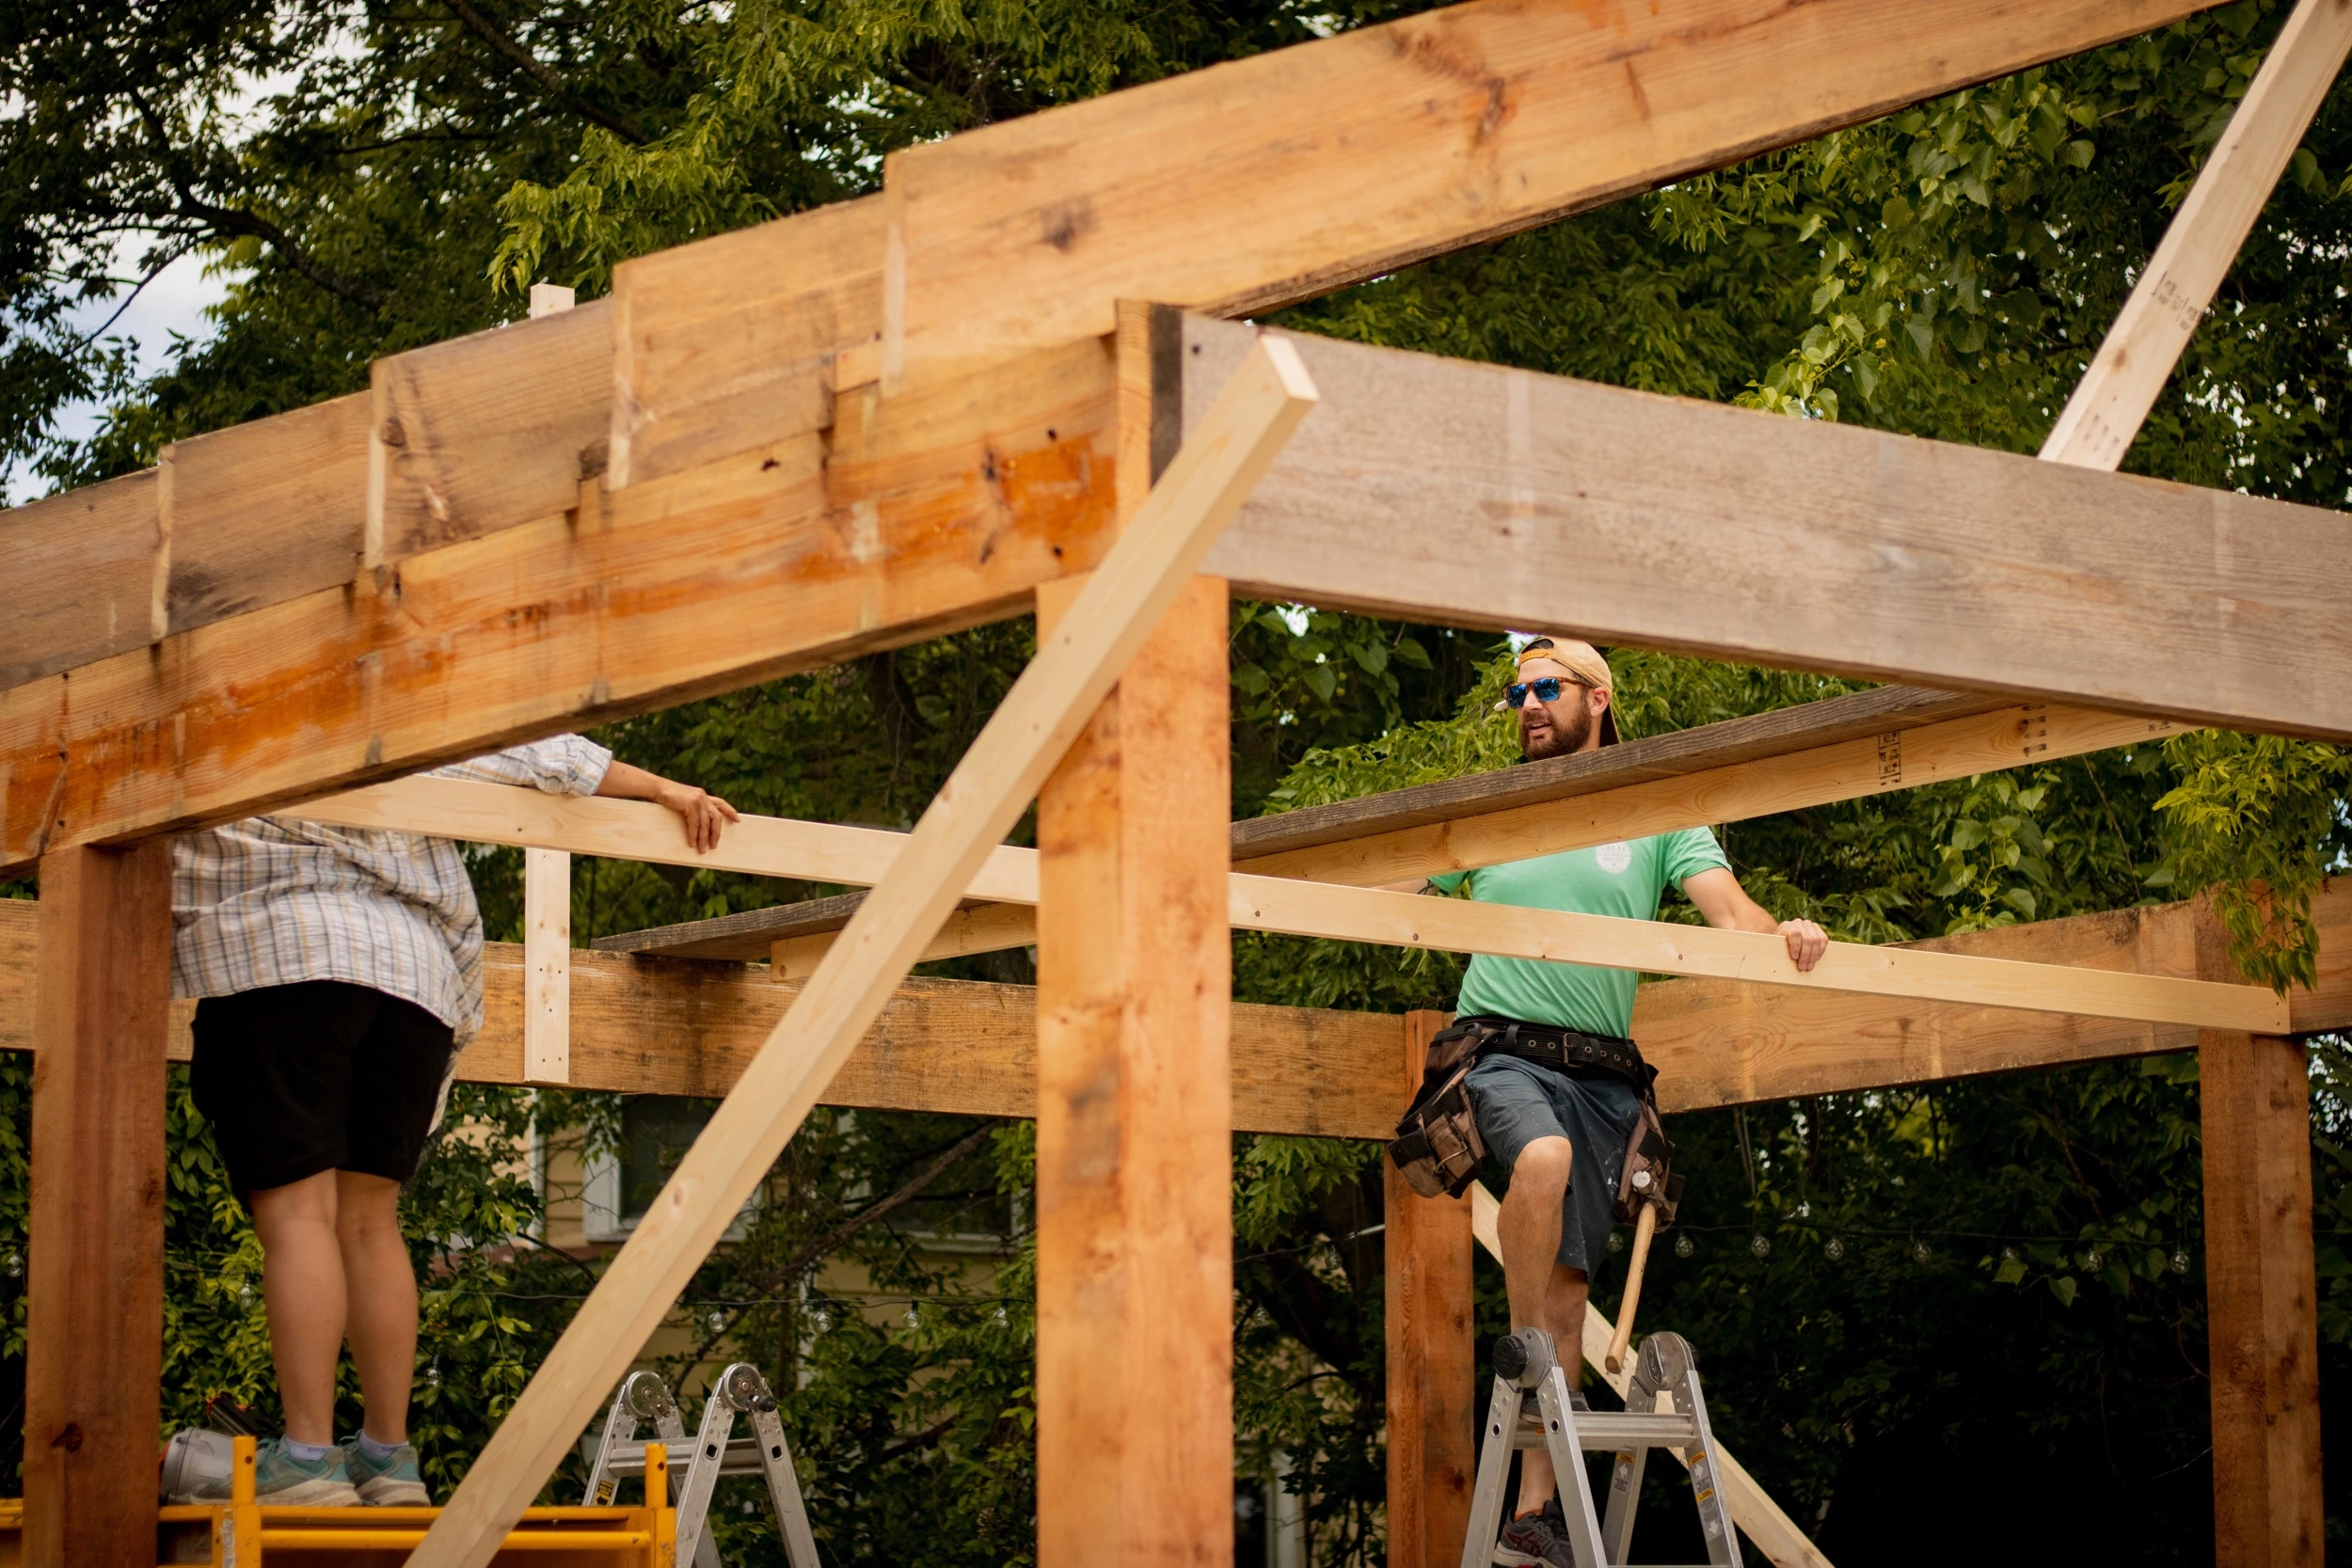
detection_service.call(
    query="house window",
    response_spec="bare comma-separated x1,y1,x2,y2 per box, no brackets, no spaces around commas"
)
582,1096,755,1243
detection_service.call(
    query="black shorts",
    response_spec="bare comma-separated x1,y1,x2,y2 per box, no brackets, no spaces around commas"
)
190,980,456,1201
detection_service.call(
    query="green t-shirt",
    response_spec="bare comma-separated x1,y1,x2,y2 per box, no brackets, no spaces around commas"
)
1427,828,1730,1037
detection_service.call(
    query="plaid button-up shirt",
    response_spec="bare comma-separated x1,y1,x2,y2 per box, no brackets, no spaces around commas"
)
170,735,613,1038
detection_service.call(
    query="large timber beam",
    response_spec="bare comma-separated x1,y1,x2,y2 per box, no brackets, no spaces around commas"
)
2,1,2249,861
882,0,2227,382
0,336,1120,879
1186,317,2352,741
2,878,2345,1124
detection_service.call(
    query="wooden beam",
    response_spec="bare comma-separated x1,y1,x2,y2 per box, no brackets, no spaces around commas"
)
0,335,1120,878
22,843,173,1568
1385,1011,1476,1568
1184,317,2352,741
610,195,882,490
299,777,2288,1032
1031,302,1237,1563
883,0,2225,382
2042,0,2352,469
366,300,612,567
0,880,2344,1130
158,394,370,641
0,469,161,690
1467,1185,1834,1568
1239,703,2181,887
411,337,1317,1567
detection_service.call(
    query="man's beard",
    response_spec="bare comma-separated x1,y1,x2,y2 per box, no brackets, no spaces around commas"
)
1520,701,1594,760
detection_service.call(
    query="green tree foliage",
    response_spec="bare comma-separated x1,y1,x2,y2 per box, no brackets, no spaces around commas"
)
6,0,2352,1561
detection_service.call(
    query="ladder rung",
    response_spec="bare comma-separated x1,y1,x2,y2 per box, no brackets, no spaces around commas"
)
601,1436,774,1477
1508,1409,1700,1449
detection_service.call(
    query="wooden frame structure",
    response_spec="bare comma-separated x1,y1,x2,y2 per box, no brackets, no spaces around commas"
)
5,0,2348,1562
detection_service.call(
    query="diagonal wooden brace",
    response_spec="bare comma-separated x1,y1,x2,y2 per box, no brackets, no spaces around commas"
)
406,334,1318,1568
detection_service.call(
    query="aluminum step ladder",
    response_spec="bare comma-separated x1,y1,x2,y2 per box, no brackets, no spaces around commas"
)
1460,1328,1740,1568
586,1363,822,1568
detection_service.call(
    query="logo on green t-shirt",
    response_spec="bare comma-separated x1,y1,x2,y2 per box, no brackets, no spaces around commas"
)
1427,827,1729,1037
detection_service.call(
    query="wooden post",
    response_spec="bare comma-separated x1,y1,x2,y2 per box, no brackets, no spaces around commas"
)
24,842,174,1568
523,847,571,1085
1385,1010,1474,1568
1034,302,1233,1563
2201,1026,2323,1568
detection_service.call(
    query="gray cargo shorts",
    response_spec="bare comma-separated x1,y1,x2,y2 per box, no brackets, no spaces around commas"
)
1466,1053,1642,1281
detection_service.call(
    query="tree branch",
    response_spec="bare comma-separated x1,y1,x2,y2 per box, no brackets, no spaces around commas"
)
123,87,389,312
444,0,646,145
687,1120,1003,1360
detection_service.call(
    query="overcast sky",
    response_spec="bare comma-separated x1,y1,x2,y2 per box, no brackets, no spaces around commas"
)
9,247,233,506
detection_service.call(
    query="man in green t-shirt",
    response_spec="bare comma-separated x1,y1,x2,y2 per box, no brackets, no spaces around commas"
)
1399,638,1825,1564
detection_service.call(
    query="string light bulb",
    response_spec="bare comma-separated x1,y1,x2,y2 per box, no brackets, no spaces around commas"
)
707,1309,727,1336
1911,1240,1931,1265
1749,1234,1772,1259
1606,1230,1625,1255
2169,1249,2191,1276
1823,1236,1845,1261
2,1251,23,1279
1673,1234,1695,1259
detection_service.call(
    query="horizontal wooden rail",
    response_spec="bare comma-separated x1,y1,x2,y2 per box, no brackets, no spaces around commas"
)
4,881,2344,1128
295,777,2286,1031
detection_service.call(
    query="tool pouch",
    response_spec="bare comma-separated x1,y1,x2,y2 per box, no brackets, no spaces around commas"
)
1386,1020,1492,1199
1613,1093,1683,1227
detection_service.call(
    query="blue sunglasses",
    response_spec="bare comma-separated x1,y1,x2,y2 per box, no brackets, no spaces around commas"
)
1504,676,1584,708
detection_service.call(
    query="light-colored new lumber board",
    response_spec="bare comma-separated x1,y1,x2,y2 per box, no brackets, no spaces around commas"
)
292,776,2288,1032
0,468,161,690
410,339,1318,1567
1467,1185,1835,1568
2043,0,2352,469
772,898,1033,979
380,692,2158,966
160,393,369,636
1184,317,2352,741
883,0,2227,381
1230,876,2286,1033
522,847,570,1085
598,686,2010,960
611,196,884,489
0,336,1120,877
366,299,614,565
1239,704,2182,887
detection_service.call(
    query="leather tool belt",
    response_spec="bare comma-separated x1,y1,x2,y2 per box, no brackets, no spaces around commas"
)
1387,1015,1681,1224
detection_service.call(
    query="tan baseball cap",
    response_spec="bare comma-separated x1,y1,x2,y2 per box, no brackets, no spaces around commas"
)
1500,635,1620,745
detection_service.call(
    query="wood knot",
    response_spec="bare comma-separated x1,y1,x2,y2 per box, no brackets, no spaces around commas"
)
52,1423,82,1453
378,419,406,449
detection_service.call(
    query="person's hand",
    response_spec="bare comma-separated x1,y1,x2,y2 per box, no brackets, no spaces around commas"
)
1778,917,1828,972
657,781,739,852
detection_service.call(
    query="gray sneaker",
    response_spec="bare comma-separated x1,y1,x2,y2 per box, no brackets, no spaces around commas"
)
1493,1497,1574,1568
183,1437,361,1506
344,1437,431,1506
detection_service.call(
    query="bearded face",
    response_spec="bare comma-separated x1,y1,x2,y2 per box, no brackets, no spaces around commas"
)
1516,663,1604,761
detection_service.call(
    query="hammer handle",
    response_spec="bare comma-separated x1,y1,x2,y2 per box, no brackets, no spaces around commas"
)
1603,1202,1660,1375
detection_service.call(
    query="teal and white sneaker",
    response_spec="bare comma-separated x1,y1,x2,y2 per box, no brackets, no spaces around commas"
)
344,1437,431,1506
181,1437,361,1506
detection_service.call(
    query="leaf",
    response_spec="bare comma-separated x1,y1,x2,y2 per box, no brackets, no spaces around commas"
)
1880,194,1915,230
1994,1257,2028,1285
1905,318,1935,360
1391,637,1433,671
2060,138,2095,168
2291,146,2326,198
2048,1275,2079,1307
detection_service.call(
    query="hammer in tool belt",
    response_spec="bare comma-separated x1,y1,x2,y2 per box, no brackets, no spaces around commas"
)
1605,1100,1682,1375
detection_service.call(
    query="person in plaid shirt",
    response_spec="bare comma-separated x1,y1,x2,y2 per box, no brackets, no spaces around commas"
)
170,734,737,1506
